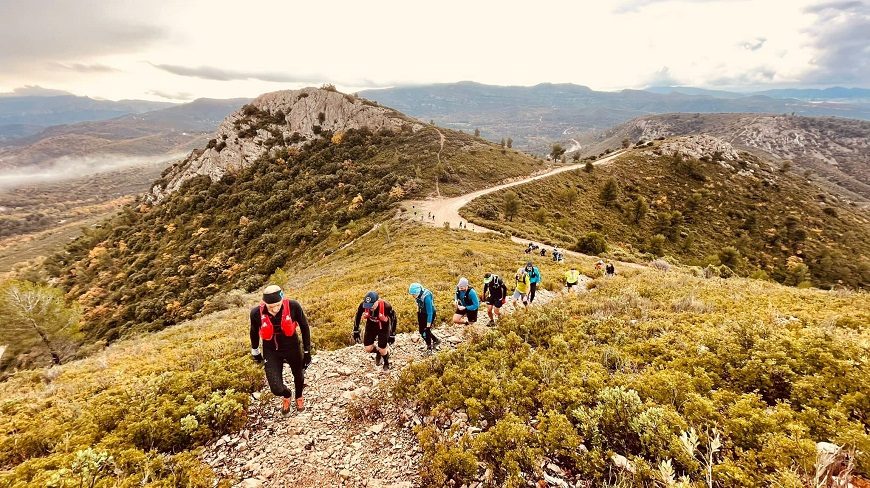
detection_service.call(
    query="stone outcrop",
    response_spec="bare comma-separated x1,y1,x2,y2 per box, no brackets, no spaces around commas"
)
148,88,424,203
657,134,740,162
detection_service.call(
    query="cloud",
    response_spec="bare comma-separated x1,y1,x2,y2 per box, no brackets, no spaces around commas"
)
709,68,778,87
150,63,392,88
741,37,767,51
0,1,166,68
51,62,120,73
0,85,74,97
646,66,681,86
147,90,195,101
802,0,870,84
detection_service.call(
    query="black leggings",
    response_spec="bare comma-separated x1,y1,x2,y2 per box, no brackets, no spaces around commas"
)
417,310,438,347
529,282,538,303
263,342,304,399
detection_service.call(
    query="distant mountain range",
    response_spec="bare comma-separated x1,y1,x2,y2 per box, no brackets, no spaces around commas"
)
0,98,249,174
360,82,870,153
646,86,870,101
0,95,175,140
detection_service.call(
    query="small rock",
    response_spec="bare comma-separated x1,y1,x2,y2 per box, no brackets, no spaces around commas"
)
546,463,564,476
236,479,263,488
369,423,385,434
611,453,635,473
339,469,352,479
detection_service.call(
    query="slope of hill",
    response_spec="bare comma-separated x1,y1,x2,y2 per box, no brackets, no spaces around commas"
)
0,98,249,171
360,82,870,154
42,87,544,347
461,138,870,289
581,113,870,202
3,223,867,487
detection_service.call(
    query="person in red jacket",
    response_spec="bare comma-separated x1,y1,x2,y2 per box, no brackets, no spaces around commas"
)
353,291,398,371
250,284,312,414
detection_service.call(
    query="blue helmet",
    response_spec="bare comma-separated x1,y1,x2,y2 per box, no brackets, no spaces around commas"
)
408,283,422,295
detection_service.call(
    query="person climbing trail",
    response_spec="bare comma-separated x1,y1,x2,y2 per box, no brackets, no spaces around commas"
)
250,284,312,414
526,261,542,304
513,266,531,308
565,267,581,293
409,282,440,353
452,277,480,324
482,272,508,324
353,291,397,371
606,262,616,277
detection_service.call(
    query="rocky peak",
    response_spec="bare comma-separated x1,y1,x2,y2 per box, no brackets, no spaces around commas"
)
147,87,423,203
657,134,740,162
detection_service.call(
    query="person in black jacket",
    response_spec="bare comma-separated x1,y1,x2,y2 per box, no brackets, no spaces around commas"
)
250,284,312,414
482,273,508,324
353,291,397,371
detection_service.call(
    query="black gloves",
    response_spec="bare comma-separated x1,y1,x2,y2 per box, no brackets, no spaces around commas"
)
303,351,312,370
353,328,361,344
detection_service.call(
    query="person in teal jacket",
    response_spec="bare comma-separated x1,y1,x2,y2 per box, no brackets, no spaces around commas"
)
452,277,480,324
409,282,441,352
526,261,542,304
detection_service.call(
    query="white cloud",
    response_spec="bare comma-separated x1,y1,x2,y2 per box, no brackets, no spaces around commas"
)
0,0,862,100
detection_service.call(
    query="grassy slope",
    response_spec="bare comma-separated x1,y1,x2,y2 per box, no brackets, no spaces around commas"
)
0,223,566,486
460,143,870,288
396,267,870,487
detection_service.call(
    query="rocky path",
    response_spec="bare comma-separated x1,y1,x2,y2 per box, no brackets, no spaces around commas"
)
202,287,581,487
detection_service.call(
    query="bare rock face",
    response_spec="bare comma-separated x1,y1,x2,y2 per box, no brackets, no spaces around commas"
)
658,134,740,161
147,87,423,203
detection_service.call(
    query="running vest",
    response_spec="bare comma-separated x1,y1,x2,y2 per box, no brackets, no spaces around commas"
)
565,269,580,284
258,299,298,340
362,299,388,327
515,272,530,294
455,287,475,306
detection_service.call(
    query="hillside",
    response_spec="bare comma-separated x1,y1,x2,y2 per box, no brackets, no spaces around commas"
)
581,114,870,202
38,87,544,350
0,98,248,172
461,138,870,289
2,223,867,487
360,82,870,154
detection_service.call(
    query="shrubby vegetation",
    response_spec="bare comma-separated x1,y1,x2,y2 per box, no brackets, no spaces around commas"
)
461,144,870,289
396,270,870,487
43,124,542,346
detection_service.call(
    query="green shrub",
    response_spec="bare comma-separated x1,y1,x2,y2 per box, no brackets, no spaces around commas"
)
574,232,607,255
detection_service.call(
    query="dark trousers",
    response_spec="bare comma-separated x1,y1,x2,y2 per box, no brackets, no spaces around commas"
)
529,282,538,303
417,310,438,347
263,340,304,399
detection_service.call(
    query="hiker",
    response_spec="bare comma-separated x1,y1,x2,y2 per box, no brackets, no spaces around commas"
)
540,247,547,257
565,267,581,293
250,285,312,414
409,282,441,353
606,262,616,277
513,266,531,307
595,260,604,272
453,277,480,324
526,261,542,304
482,273,508,324
353,291,397,371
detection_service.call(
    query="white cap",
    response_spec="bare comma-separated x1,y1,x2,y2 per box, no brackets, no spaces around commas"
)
458,277,469,288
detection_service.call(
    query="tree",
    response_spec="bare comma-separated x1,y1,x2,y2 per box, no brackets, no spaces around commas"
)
632,196,649,224
600,178,619,207
574,232,607,255
0,280,81,365
506,137,513,148
503,191,520,221
551,144,566,162
559,187,579,207
718,246,741,270
474,128,481,137
500,138,506,147
584,161,594,173
622,138,630,149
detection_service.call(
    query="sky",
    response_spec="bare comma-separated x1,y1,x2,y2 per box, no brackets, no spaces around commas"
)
0,0,867,101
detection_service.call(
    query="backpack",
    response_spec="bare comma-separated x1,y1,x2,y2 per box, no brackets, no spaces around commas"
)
455,287,475,306
362,299,388,328
258,299,298,340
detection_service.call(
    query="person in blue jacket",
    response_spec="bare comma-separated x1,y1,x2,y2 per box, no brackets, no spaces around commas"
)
526,261,542,304
409,282,441,352
452,277,480,324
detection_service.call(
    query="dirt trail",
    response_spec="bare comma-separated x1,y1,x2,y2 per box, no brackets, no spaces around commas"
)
201,288,585,487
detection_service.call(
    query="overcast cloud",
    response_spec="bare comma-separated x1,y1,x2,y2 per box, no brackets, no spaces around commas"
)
0,0,865,100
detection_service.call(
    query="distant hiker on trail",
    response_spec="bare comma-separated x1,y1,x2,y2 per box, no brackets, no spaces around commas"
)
565,267,581,293
595,260,605,272
513,266,531,308
482,273,508,324
250,285,311,414
526,262,542,304
354,291,397,371
606,262,616,277
453,277,480,325
409,282,441,353
540,247,547,257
